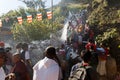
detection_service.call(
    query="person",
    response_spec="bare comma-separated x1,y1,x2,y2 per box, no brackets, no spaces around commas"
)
0,41,5,48
15,42,23,53
58,44,66,60
6,52,30,80
69,50,99,80
96,43,107,76
85,39,96,51
33,46,63,80
0,48,7,80
4,47,13,74
21,43,33,79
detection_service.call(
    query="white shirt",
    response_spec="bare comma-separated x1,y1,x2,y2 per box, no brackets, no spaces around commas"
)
0,67,6,80
70,49,79,59
25,51,30,60
33,57,59,80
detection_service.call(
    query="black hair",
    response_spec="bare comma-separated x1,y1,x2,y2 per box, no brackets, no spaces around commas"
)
16,42,23,49
45,46,61,67
0,48,6,54
81,50,92,63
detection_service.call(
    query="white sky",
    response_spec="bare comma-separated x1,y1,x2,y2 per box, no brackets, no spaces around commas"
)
0,0,61,16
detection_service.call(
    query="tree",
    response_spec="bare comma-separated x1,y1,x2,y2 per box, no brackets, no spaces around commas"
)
19,0,46,10
11,17,63,42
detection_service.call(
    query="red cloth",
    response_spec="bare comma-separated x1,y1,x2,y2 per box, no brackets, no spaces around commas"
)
0,41,5,47
11,60,30,80
85,43,96,51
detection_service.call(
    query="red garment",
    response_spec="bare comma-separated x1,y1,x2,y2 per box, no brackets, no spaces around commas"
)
85,43,96,51
98,48,109,60
11,60,30,80
0,41,5,47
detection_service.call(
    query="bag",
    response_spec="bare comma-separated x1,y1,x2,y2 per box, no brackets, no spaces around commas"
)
69,63,91,80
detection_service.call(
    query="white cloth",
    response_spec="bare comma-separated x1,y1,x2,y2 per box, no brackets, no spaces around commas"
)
70,49,79,59
33,57,60,80
25,51,30,60
97,60,106,76
0,67,6,80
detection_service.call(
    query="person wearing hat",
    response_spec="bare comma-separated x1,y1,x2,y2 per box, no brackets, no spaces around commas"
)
0,41,5,48
5,52,30,80
0,48,7,80
33,46,63,80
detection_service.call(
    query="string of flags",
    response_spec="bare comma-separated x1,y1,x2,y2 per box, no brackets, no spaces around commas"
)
17,17,23,24
47,11,52,19
37,13,42,21
0,11,52,26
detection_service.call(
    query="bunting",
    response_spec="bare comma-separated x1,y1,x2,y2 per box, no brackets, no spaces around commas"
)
47,11,52,19
17,17,23,24
27,15,32,23
0,19,2,27
37,13,42,21
1,11,54,25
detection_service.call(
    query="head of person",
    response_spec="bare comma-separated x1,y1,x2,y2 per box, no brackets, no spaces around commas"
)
0,41,5,48
12,52,21,64
45,46,56,59
0,48,7,67
88,39,93,43
22,43,28,51
45,46,61,66
81,50,92,63
5,47,12,53
16,42,22,49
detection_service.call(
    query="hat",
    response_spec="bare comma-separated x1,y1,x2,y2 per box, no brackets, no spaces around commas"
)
0,41,5,47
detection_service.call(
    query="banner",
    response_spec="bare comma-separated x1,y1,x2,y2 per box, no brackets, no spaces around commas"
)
0,19,2,27
17,17,23,24
27,15,32,23
37,13,42,21
47,11,52,19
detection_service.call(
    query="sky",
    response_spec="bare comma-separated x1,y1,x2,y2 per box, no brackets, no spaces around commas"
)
0,0,61,16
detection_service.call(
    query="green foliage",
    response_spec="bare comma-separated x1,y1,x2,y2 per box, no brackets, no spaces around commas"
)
88,0,120,26
19,0,45,10
96,28,119,44
11,18,62,42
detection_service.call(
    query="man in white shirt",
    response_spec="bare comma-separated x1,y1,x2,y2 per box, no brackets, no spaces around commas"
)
0,48,7,80
33,46,62,80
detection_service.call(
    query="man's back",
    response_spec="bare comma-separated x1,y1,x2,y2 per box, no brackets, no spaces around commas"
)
33,57,59,80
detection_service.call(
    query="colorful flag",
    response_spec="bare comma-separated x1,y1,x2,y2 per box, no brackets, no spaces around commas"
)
37,13,42,21
0,19,2,27
47,11,52,19
27,15,32,23
17,17,23,24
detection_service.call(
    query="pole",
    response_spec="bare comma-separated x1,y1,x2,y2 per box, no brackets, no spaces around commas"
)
51,0,53,30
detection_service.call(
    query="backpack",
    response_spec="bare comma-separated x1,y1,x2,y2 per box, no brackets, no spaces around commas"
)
69,63,92,80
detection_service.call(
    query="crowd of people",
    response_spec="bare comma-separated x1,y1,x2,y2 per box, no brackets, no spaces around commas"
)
0,23,118,80
0,12,119,80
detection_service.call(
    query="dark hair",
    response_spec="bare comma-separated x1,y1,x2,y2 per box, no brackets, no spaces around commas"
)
22,43,28,49
45,46,61,67
0,48,7,62
0,48,6,54
45,46,56,57
81,50,92,63
16,42,22,49
5,47,12,52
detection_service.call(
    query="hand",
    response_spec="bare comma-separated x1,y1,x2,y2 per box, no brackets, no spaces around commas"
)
5,73,16,80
